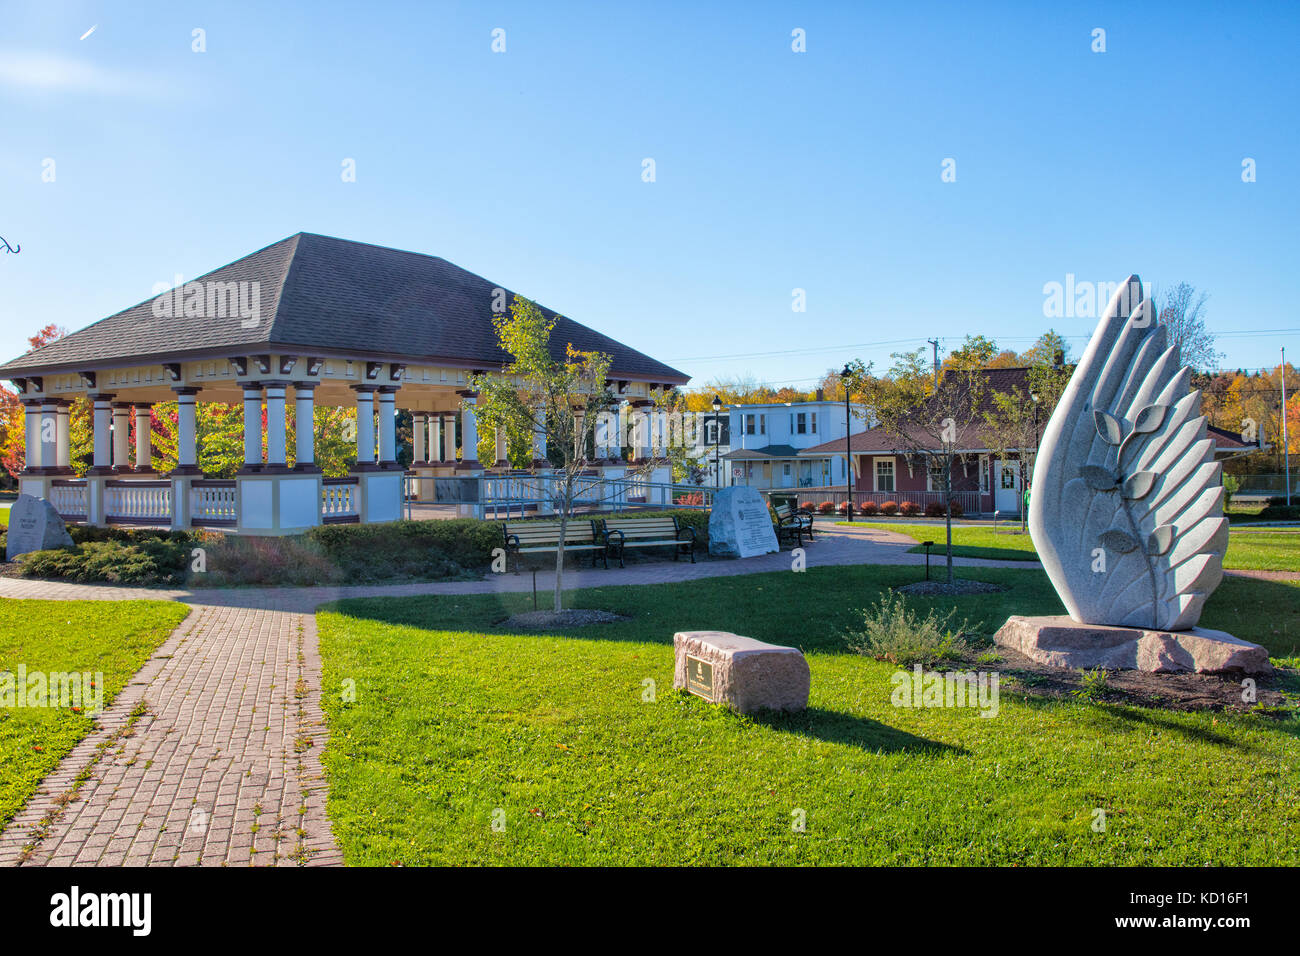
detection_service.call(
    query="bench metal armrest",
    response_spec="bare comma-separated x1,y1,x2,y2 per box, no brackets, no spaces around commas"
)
604,528,626,548
504,533,521,551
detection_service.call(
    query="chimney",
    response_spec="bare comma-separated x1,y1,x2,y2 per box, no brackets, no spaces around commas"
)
815,388,824,402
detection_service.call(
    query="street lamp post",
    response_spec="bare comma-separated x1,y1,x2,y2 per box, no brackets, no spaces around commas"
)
712,395,722,491
842,365,853,522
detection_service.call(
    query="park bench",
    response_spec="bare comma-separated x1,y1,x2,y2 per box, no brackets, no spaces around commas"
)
772,502,814,548
601,515,697,567
501,519,608,571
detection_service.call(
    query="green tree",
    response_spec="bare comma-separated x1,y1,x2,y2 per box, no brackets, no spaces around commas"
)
471,295,616,611
863,349,985,585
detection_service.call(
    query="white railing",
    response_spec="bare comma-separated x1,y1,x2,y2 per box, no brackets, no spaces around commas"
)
105,480,171,524
49,480,88,518
322,477,359,522
191,480,237,526
476,473,712,519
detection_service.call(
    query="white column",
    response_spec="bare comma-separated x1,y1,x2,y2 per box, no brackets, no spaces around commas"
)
533,419,548,466
294,384,316,470
111,403,130,471
38,401,57,473
412,413,427,463
377,388,397,466
175,388,199,473
573,409,585,459
442,414,456,463
354,387,376,467
494,426,507,467
457,395,480,469
133,405,151,471
265,383,287,468
90,394,113,474
242,385,263,471
22,401,41,470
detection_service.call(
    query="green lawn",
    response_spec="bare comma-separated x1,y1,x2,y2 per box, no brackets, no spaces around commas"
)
0,599,190,832
317,566,1300,866
861,522,1300,572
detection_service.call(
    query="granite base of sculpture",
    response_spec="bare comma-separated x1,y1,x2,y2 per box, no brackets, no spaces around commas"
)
994,275,1272,676
994,616,1272,676
673,631,810,714
708,486,778,558
5,493,74,562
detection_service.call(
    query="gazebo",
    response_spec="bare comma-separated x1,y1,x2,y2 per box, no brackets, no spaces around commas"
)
3,233,690,533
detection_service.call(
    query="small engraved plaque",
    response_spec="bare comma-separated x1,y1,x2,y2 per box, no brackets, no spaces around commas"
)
685,656,715,700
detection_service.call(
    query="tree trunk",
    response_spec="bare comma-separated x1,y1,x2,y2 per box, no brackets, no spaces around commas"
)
554,477,571,613
945,463,955,585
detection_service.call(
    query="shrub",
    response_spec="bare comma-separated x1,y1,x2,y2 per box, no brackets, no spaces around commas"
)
1223,475,1239,507
674,493,704,506
19,537,191,585
949,500,963,518
924,501,945,518
836,501,851,515
800,500,818,513
1260,504,1300,520
817,501,836,514
844,593,969,667
900,501,920,516
305,519,500,579
857,501,878,516
880,501,899,516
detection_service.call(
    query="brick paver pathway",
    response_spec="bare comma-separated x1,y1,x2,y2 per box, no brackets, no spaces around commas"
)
0,524,1035,867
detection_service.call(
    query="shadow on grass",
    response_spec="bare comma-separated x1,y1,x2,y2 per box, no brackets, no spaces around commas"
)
750,706,967,756
1012,692,1262,750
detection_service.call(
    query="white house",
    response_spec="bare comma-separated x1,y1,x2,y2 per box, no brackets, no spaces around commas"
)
722,397,867,490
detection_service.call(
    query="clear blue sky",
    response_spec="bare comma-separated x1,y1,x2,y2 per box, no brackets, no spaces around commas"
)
2,0,1297,389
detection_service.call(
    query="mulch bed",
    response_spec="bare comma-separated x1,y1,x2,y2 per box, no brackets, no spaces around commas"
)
985,645,1297,714
498,609,630,629
895,579,1009,596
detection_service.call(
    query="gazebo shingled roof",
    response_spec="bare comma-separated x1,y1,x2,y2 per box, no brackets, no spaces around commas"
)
0,233,690,384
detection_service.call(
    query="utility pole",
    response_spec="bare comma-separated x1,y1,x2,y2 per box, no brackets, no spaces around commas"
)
927,339,940,387
1283,346,1291,506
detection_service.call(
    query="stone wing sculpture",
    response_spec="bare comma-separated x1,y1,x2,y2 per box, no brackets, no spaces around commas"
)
1028,275,1227,631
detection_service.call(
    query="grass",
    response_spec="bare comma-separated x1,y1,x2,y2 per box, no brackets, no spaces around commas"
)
0,599,190,832
862,522,1300,573
317,565,1300,866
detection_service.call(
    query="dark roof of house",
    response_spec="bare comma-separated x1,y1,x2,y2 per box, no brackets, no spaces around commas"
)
0,233,689,383
722,444,801,459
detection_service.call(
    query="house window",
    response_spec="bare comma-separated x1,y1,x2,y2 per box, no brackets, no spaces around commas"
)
759,414,766,435
929,461,946,492
811,412,817,433
796,413,807,434
745,414,756,435
783,463,791,475
875,459,894,492
1001,466,1016,489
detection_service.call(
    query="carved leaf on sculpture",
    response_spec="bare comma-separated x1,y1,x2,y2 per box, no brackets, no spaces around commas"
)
1122,471,1156,500
1146,524,1175,556
1099,529,1139,554
1094,410,1123,445
1028,275,1226,631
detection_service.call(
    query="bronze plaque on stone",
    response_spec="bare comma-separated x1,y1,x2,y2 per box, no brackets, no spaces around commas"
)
685,656,715,700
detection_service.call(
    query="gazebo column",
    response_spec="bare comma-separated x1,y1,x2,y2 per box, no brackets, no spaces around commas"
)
408,411,434,501
293,382,318,472
573,409,586,461
455,392,482,472
412,413,427,464
84,393,116,525
170,387,202,530
532,417,548,469
353,386,376,469
133,405,154,473
442,413,457,468
494,426,509,469
21,400,41,472
264,383,288,471
40,401,59,474
241,384,264,474
237,381,321,535
601,404,627,480
377,387,399,468
111,403,131,472
348,385,402,525
55,402,71,473
647,408,672,503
